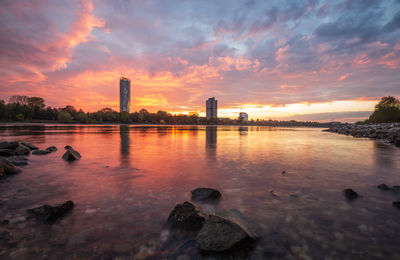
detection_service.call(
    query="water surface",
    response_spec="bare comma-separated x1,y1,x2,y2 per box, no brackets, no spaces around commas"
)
1,124,400,259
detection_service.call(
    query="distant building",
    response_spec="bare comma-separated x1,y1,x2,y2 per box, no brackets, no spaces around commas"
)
206,97,218,119
120,77,130,113
239,112,248,122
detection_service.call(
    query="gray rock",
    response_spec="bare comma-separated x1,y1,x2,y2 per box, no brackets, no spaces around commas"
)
45,146,57,152
21,142,38,150
62,148,81,161
14,145,30,156
32,149,50,155
27,201,74,223
196,211,257,252
0,159,22,177
191,188,222,202
0,141,19,150
167,201,205,231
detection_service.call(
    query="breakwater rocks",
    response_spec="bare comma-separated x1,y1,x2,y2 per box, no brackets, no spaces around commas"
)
324,123,400,146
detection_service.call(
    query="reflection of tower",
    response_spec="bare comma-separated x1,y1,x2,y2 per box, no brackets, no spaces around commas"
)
120,125,130,165
239,126,248,136
206,97,218,119
120,77,131,113
206,126,217,160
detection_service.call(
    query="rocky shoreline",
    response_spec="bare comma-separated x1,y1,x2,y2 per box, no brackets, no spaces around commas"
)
324,123,400,147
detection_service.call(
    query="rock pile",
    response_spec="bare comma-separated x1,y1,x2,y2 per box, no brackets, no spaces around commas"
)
324,123,400,146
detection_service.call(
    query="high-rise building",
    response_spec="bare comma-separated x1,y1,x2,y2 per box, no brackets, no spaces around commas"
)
206,97,218,119
239,112,248,122
120,77,130,113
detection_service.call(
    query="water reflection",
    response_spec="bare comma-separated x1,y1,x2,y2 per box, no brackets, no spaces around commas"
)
374,141,394,168
120,125,130,166
206,126,217,160
239,126,248,136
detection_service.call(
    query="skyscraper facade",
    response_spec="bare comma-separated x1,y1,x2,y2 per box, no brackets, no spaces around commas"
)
206,97,218,119
120,77,130,113
239,112,249,122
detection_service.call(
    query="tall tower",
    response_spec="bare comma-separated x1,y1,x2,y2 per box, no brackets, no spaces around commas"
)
206,97,218,119
120,77,130,113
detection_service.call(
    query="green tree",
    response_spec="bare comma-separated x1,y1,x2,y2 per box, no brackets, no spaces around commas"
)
369,96,400,123
57,111,73,123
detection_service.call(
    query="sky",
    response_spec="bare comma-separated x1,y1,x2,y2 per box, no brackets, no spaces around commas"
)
0,0,400,122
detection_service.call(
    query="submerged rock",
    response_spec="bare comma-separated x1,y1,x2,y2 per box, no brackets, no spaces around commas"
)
14,145,30,156
7,156,28,166
27,201,74,223
0,159,22,177
62,148,81,161
64,145,72,150
167,201,205,231
21,142,39,150
45,146,57,152
196,211,257,253
377,184,392,191
32,149,50,155
191,188,222,202
393,201,400,209
392,186,400,193
343,188,359,200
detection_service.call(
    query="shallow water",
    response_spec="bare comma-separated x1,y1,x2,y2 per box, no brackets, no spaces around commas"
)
1,124,400,259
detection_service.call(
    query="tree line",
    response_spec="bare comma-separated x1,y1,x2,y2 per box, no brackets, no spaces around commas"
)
358,96,400,124
0,95,340,127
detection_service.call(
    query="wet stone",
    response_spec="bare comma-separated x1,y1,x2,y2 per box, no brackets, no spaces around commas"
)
167,201,205,231
392,201,400,209
343,189,359,200
62,148,81,161
191,188,222,202
21,142,38,150
32,149,50,155
0,149,15,157
377,184,392,191
45,146,57,152
27,201,75,223
0,159,22,176
14,145,30,156
196,211,257,253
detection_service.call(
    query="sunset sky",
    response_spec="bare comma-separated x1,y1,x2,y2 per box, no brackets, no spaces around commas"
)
1,0,399,122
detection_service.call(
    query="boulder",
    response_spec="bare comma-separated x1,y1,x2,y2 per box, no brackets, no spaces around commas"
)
393,201,400,209
343,188,359,200
62,149,81,161
14,145,30,156
167,201,205,231
45,146,57,152
21,142,38,150
32,149,50,155
64,145,72,150
0,159,22,176
377,184,392,191
0,149,15,156
196,211,257,253
27,201,74,223
191,188,222,202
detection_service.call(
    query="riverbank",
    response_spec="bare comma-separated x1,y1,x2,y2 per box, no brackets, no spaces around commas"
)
324,123,400,146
